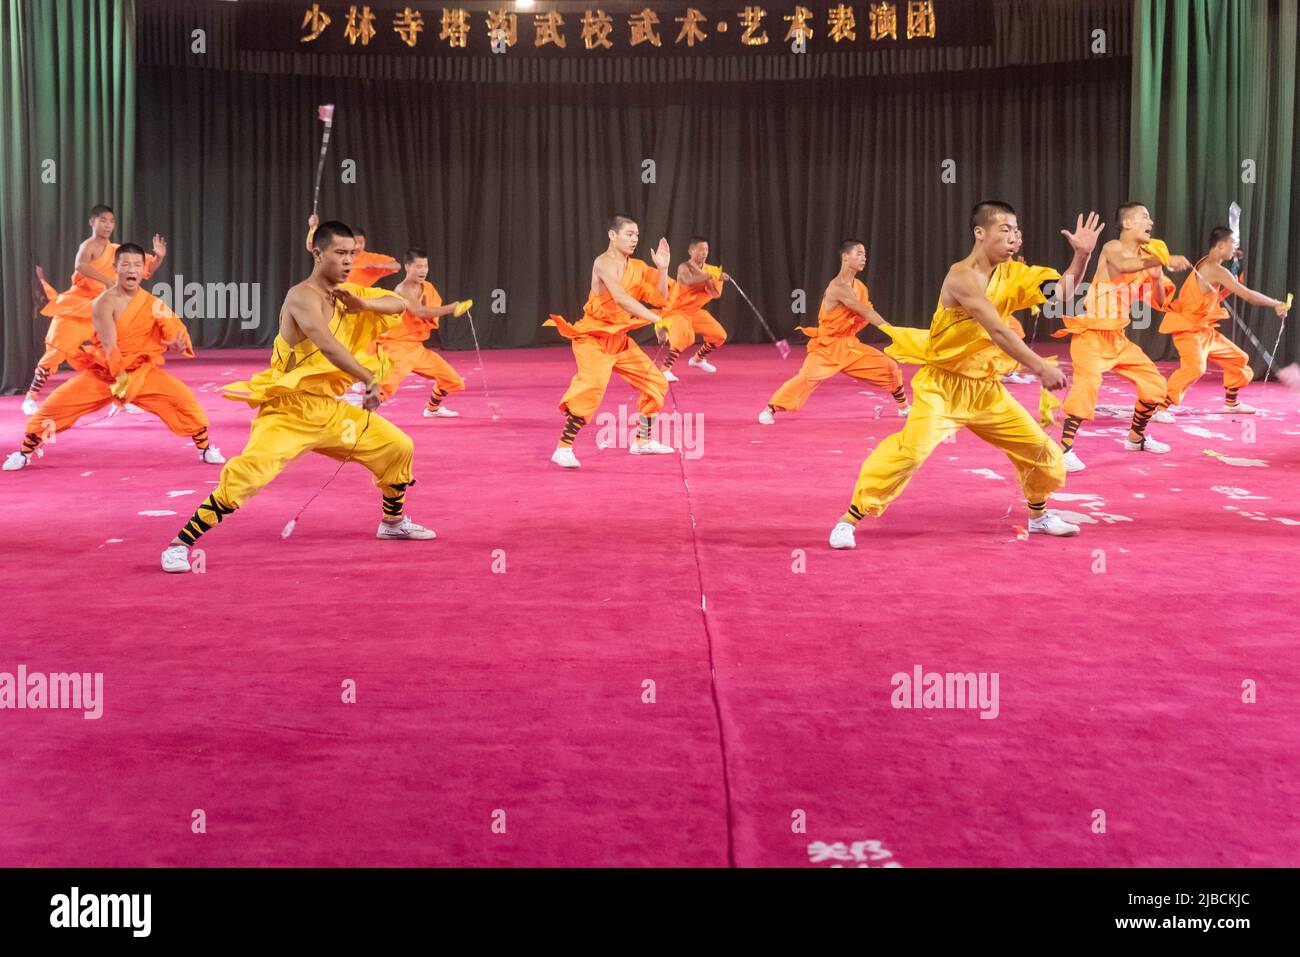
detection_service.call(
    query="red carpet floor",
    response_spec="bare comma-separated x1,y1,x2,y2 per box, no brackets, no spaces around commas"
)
2,343,1298,867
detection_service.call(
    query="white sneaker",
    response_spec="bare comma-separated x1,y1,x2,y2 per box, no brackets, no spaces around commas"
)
200,446,225,464
758,408,776,425
688,356,717,373
3,451,31,471
829,521,857,549
423,406,459,417
662,369,679,383
376,516,437,540
630,439,674,455
161,544,191,573
1221,402,1256,414
897,404,910,417
124,403,144,414
1028,511,1081,537
1152,409,1176,424
551,446,580,469
1166,404,1191,414
1062,450,1085,473
21,397,38,416
1124,433,1170,454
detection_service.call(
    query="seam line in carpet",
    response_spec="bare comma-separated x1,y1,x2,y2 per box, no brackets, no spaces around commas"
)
667,388,738,868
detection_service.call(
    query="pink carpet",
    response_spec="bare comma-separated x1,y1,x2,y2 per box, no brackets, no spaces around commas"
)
2,342,1298,867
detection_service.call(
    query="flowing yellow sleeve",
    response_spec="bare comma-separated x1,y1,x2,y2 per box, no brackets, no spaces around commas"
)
1005,261,1062,313
878,323,930,365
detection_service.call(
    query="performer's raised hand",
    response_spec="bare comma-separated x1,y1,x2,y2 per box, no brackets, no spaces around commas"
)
308,213,319,229
1061,211,1104,256
332,287,369,313
651,237,671,270
152,234,167,258
1274,300,1290,318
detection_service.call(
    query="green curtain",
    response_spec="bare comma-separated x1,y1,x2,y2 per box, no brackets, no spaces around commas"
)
1130,0,1298,370
0,0,136,394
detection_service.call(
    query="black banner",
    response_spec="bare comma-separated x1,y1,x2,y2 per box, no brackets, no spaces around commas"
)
236,1,994,58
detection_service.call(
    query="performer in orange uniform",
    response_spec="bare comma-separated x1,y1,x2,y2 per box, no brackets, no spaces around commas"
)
659,236,729,381
545,214,675,469
759,240,907,425
828,203,1103,549
26,205,166,414
1055,202,1190,472
380,247,469,416
5,244,219,471
306,214,398,287
1156,227,1290,419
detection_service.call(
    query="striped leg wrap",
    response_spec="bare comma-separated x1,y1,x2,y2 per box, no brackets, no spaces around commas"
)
891,386,906,404
20,432,41,455
1225,387,1240,406
381,481,409,518
1061,415,1082,451
695,341,718,359
558,412,585,448
191,428,210,451
637,414,653,442
664,348,682,370
26,365,50,399
426,388,447,413
1130,399,1159,438
176,494,237,546
843,504,866,525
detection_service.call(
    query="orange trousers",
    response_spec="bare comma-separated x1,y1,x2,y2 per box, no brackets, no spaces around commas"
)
1164,328,1252,404
1062,329,1166,420
23,365,208,445
379,341,465,402
558,333,668,420
768,339,903,413
31,316,94,383
666,309,727,353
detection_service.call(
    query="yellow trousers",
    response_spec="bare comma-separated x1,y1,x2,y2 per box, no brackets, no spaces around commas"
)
847,365,1065,518
215,392,414,508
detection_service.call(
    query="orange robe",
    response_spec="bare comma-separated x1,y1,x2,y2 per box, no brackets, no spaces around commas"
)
348,250,400,288
767,278,902,413
662,273,726,353
376,281,465,402
1159,272,1252,403
545,258,669,420
1057,267,1172,419
22,289,206,446
35,243,157,375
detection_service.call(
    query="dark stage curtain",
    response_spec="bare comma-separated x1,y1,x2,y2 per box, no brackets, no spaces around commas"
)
129,37,1131,354
0,0,137,394
1130,0,1300,370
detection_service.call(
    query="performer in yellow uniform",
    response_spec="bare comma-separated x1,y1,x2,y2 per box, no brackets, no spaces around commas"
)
829,202,1103,549
161,221,435,573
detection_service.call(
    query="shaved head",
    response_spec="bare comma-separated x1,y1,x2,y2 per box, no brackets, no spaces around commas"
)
970,200,1016,233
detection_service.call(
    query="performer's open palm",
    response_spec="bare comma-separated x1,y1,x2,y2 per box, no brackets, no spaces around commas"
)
332,288,368,313
651,238,671,270
1061,212,1103,255
152,234,167,258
